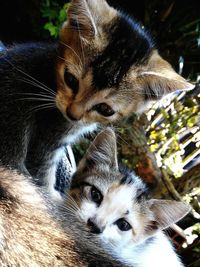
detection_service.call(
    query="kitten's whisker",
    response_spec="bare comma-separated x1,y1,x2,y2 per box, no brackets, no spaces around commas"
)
60,41,83,68
65,193,80,210
61,206,77,216
3,57,56,96
17,97,55,103
15,92,55,100
115,132,130,146
28,103,56,114
76,17,86,67
17,77,56,97
58,56,77,67
57,56,82,74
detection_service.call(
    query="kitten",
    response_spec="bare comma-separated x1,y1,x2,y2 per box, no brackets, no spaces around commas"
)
0,167,124,266
0,0,193,198
69,128,190,267
0,128,190,266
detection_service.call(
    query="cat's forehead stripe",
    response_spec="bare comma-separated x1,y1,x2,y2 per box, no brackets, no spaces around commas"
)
91,13,154,90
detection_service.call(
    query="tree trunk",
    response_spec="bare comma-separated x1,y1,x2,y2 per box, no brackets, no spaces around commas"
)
116,114,162,187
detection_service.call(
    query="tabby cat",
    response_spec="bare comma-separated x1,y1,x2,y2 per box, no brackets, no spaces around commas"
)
69,128,190,267
0,167,124,266
0,128,189,267
0,0,193,198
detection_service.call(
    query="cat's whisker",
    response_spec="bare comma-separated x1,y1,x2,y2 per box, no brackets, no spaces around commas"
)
63,200,83,218
15,92,55,100
60,41,83,68
27,103,56,114
65,193,80,210
58,56,78,67
3,57,56,97
62,203,77,213
61,206,77,216
58,56,82,74
16,77,56,97
17,97,55,103
94,124,130,147
115,132,130,146
76,17,86,67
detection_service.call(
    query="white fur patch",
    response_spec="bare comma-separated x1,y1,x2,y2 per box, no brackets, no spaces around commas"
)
62,123,97,144
44,123,97,200
44,147,65,201
109,231,184,267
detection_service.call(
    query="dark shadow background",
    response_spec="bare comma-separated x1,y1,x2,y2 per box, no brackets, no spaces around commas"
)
0,0,199,79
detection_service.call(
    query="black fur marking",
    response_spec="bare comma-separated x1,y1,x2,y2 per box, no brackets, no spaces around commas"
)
92,13,154,90
120,175,133,185
0,184,16,204
136,187,149,202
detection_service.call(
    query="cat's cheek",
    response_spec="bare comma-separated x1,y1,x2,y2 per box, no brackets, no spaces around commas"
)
55,91,71,117
101,225,121,244
79,200,97,223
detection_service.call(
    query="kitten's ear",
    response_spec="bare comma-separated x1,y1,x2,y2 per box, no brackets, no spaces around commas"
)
147,199,191,230
138,51,194,100
78,127,118,172
62,0,116,40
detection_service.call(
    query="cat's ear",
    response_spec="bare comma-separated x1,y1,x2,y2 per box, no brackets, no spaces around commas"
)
62,0,116,40
78,127,118,172
147,199,191,231
138,51,194,100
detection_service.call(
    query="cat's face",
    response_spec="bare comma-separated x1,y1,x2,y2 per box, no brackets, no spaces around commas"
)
56,0,193,125
69,128,190,247
71,171,152,246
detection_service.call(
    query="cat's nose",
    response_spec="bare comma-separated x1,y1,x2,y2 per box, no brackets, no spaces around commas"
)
66,108,78,121
87,218,102,234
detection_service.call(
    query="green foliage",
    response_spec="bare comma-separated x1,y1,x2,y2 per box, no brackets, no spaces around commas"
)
41,0,69,37
147,90,200,177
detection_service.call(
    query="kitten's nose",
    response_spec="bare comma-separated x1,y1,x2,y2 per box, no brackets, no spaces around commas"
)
66,108,78,121
87,219,102,234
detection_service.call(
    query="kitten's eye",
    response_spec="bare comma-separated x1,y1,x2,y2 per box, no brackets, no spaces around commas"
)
92,103,115,117
90,186,103,205
64,70,79,95
115,218,132,231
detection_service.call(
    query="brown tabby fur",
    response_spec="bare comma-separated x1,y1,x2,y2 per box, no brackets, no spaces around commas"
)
0,168,123,267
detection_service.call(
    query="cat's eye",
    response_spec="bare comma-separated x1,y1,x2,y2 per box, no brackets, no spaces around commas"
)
92,103,115,117
115,218,132,231
64,70,79,95
90,186,103,205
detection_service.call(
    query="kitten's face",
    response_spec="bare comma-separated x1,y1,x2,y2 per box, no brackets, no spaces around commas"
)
69,128,190,247
71,172,152,246
56,0,193,124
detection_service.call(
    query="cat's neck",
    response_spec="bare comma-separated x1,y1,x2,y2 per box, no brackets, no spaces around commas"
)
107,231,183,267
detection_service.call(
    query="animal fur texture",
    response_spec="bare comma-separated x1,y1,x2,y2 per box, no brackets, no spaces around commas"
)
0,168,123,266
0,0,193,198
70,128,191,267
0,128,190,266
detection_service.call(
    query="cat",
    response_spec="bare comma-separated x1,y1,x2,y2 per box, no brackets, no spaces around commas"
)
0,0,193,198
69,127,190,267
0,128,190,266
0,167,124,266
